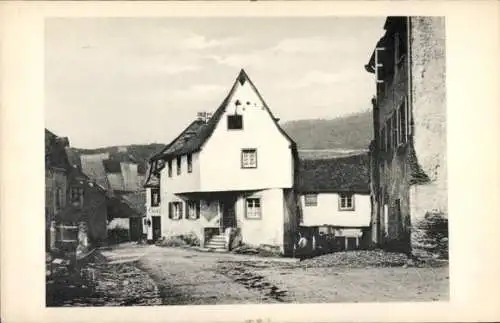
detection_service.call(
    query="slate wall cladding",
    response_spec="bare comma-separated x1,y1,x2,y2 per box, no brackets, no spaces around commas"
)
409,16,447,258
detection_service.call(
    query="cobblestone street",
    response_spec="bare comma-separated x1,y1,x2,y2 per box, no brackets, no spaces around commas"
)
109,244,449,305
48,243,448,306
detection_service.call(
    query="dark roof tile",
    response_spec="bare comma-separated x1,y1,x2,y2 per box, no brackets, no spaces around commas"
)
297,153,370,194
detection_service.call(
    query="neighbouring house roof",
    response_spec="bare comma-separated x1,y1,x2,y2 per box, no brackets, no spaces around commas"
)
80,153,111,190
121,191,146,216
365,16,407,74
151,69,297,162
297,153,370,194
45,129,71,171
298,149,370,160
143,161,161,188
103,159,122,173
107,194,143,219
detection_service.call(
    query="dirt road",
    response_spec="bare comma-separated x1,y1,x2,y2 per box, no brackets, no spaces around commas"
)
102,244,449,305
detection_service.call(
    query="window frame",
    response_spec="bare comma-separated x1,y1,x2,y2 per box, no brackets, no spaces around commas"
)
245,198,262,219
151,188,161,207
227,114,243,130
338,193,355,211
169,201,183,220
304,194,318,207
241,148,258,169
176,156,182,175
186,200,200,220
69,186,84,206
187,153,193,173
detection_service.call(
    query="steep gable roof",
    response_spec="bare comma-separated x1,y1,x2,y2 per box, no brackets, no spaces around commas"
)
45,129,72,171
152,69,296,161
297,153,370,194
80,153,111,190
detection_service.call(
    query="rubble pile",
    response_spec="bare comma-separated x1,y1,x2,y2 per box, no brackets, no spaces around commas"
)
47,257,162,306
217,262,289,302
298,250,410,268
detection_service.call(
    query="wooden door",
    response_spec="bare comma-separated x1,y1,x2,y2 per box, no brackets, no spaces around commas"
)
220,196,237,233
152,216,161,242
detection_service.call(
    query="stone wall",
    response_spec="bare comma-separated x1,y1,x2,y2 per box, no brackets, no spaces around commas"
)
409,16,448,259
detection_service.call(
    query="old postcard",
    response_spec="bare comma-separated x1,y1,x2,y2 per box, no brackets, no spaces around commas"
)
1,1,499,323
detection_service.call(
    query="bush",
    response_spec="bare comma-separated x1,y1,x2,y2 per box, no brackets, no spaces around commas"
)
179,232,200,247
416,211,448,259
156,236,186,247
107,227,130,245
155,232,200,247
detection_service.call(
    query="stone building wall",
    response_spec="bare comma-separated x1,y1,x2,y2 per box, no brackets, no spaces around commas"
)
409,16,448,258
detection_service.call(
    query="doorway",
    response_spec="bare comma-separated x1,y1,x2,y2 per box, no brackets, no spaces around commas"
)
219,195,237,234
152,216,161,242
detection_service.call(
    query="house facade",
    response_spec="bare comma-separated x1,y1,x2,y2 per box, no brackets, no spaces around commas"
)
149,69,299,255
76,152,146,243
144,160,162,242
45,129,72,252
297,154,371,251
365,17,447,257
45,129,108,261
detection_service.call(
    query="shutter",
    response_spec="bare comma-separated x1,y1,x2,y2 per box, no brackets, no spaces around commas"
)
185,202,189,219
179,202,184,219
168,202,173,219
196,201,201,219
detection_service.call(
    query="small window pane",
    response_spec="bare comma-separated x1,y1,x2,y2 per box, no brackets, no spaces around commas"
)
245,198,261,219
304,194,318,207
241,149,257,168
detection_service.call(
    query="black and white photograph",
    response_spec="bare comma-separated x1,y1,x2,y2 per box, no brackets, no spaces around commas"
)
44,15,448,307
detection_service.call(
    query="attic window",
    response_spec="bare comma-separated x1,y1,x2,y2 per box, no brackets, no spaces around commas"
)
227,115,243,130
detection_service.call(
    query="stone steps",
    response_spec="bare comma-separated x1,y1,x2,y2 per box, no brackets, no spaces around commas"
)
205,235,227,251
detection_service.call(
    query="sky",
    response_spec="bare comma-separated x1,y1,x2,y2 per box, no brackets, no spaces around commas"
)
45,17,386,149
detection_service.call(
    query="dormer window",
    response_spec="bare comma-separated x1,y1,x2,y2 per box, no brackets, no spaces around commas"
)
227,115,243,130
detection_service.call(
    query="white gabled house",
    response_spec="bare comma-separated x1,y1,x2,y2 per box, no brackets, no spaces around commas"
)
147,69,299,255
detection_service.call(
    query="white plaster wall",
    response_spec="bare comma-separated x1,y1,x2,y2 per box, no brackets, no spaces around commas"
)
167,152,201,194
107,218,130,230
235,188,285,250
161,194,221,240
199,80,293,191
145,187,160,240
300,193,371,227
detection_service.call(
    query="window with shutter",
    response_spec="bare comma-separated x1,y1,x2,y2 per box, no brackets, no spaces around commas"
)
168,160,172,177
151,188,160,207
170,202,183,220
176,156,182,175
186,201,200,220
187,154,193,173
